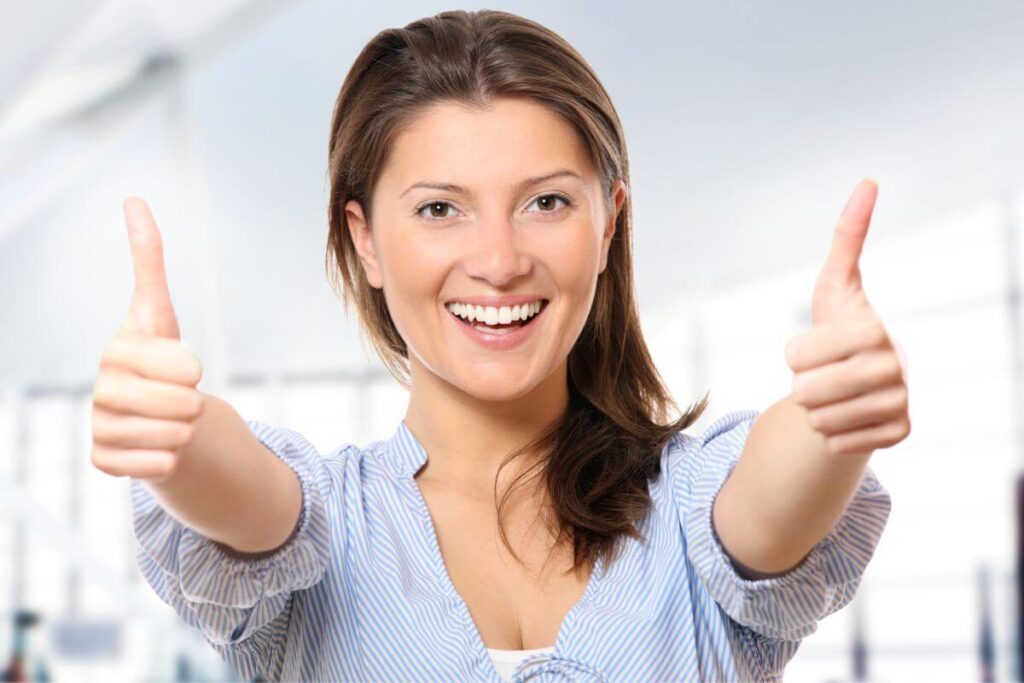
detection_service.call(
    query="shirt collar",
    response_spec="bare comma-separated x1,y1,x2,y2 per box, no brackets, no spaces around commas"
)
385,419,429,479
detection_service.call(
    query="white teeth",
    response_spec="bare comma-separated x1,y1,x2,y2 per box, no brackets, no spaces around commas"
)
446,300,545,324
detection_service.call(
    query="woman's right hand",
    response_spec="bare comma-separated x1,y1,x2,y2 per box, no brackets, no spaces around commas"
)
91,197,205,481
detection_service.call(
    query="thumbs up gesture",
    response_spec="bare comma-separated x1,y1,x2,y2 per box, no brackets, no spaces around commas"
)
90,198,205,480
783,179,911,457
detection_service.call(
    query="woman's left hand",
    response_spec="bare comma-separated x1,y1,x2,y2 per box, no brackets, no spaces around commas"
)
783,179,911,458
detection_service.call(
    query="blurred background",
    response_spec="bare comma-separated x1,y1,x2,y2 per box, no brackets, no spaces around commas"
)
1,0,1023,681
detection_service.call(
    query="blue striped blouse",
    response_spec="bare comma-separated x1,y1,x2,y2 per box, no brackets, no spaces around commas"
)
131,408,892,682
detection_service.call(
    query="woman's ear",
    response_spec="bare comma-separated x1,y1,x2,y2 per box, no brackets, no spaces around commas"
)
345,199,384,289
598,179,627,274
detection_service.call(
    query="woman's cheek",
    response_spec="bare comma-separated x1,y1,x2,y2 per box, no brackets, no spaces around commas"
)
555,230,601,293
383,231,443,294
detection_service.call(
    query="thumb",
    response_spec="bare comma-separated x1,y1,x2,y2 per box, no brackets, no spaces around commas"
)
122,196,181,339
820,178,877,291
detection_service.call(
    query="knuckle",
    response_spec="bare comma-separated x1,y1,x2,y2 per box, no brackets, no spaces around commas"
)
179,345,204,385
90,414,109,442
90,448,119,476
872,357,889,378
185,391,205,420
101,337,132,369
886,385,905,410
93,415,130,448
92,375,116,407
175,421,196,447
99,342,118,369
887,355,903,381
792,375,807,400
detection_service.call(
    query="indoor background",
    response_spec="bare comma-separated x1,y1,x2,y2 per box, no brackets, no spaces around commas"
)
1,0,1023,681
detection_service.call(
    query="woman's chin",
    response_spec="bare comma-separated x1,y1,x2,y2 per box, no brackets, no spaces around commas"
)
453,368,540,403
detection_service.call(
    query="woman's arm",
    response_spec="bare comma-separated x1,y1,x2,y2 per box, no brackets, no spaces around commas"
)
711,393,872,579
140,391,303,557
714,179,909,580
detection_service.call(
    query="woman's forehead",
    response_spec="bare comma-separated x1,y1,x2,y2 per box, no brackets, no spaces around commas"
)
381,97,595,192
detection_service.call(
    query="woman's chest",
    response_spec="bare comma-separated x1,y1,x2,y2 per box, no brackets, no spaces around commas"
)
305,473,744,682
415,477,593,651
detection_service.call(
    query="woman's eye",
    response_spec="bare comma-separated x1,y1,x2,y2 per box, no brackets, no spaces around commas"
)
414,193,572,221
526,193,571,214
415,201,458,220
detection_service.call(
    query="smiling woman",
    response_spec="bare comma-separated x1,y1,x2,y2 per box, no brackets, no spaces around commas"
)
344,95,631,393
325,7,708,546
127,8,891,683
327,21,716,607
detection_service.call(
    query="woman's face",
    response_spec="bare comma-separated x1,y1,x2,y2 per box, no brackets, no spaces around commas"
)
346,96,625,402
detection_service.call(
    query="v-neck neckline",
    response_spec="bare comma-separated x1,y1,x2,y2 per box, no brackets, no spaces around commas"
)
393,419,606,679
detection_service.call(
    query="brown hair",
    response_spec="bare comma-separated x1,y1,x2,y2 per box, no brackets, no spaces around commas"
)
325,9,709,576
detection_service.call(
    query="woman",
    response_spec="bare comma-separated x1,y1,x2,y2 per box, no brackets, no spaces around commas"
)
94,9,901,682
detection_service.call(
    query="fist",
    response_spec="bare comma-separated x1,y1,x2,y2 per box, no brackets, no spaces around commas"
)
785,179,911,457
90,197,205,480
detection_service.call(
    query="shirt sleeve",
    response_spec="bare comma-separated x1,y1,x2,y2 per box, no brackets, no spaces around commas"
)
669,408,892,644
131,418,342,675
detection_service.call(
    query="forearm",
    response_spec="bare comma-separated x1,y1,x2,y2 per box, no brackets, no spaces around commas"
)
140,392,303,557
712,393,873,579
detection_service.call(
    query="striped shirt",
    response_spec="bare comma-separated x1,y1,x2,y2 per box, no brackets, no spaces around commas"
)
131,408,891,682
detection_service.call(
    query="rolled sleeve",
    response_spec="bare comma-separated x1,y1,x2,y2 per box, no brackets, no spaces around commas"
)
131,419,338,649
672,409,892,643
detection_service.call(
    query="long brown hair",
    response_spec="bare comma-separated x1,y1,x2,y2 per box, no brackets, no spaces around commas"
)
325,9,710,576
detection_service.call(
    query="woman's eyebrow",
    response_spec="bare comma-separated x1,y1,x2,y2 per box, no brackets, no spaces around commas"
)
399,169,583,198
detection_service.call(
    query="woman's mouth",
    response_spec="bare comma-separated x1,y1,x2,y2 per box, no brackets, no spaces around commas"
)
443,299,549,348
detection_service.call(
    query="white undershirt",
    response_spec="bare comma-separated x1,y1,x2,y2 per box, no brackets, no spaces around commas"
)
486,646,556,681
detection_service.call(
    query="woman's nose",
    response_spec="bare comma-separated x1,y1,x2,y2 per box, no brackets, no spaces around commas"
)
463,218,532,286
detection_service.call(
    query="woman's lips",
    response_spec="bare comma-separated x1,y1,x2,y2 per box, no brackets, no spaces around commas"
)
446,301,547,350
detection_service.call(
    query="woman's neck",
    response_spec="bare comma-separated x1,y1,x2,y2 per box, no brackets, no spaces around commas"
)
403,357,569,493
